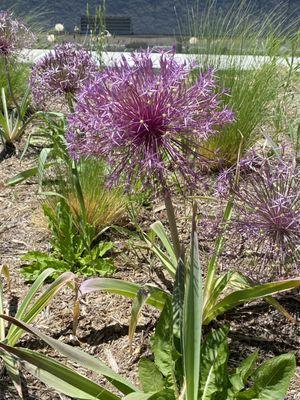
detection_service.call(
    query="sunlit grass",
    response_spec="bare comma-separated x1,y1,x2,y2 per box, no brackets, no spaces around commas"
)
185,0,298,167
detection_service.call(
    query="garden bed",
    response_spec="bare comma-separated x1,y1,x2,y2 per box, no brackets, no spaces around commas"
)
1,151,299,400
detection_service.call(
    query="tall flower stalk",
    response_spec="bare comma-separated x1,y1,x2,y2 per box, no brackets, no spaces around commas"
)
68,50,234,255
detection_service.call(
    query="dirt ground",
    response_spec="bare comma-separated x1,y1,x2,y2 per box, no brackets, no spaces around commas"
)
0,147,299,399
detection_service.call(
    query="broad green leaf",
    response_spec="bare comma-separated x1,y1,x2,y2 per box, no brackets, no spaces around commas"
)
151,299,178,393
227,272,297,323
79,278,169,310
229,351,258,393
206,278,300,324
138,357,165,393
144,236,177,277
203,271,235,323
0,343,120,400
1,315,138,395
1,88,10,139
237,353,296,400
199,326,229,400
7,268,56,345
13,268,55,323
183,204,202,400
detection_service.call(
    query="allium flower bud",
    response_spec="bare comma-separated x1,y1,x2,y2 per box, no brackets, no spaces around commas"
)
0,11,35,58
67,50,234,187
30,42,99,105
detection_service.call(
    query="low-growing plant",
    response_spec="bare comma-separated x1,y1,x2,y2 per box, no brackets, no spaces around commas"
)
21,198,115,281
0,265,75,398
8,113,126,281
0,208,296,399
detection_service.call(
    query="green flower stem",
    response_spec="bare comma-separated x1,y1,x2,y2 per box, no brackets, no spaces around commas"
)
162,187,181,260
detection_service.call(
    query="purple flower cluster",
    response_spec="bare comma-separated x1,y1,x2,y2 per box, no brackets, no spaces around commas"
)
234,157,300,266
67,50,234,186
30,42,99,105
0,11,35,58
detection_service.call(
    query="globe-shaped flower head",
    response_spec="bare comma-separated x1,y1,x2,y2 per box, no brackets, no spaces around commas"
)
0,11,35,58
30,42,99,106
68,50,234,186
234,157,300,268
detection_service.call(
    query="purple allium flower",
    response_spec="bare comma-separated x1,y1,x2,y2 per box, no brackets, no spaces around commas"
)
67,50,234,186
234,157,300,267
30,42,99,105
0,11,35,58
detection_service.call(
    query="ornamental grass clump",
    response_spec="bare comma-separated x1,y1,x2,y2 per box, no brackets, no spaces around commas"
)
30,42,99,107
67,50,234,257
